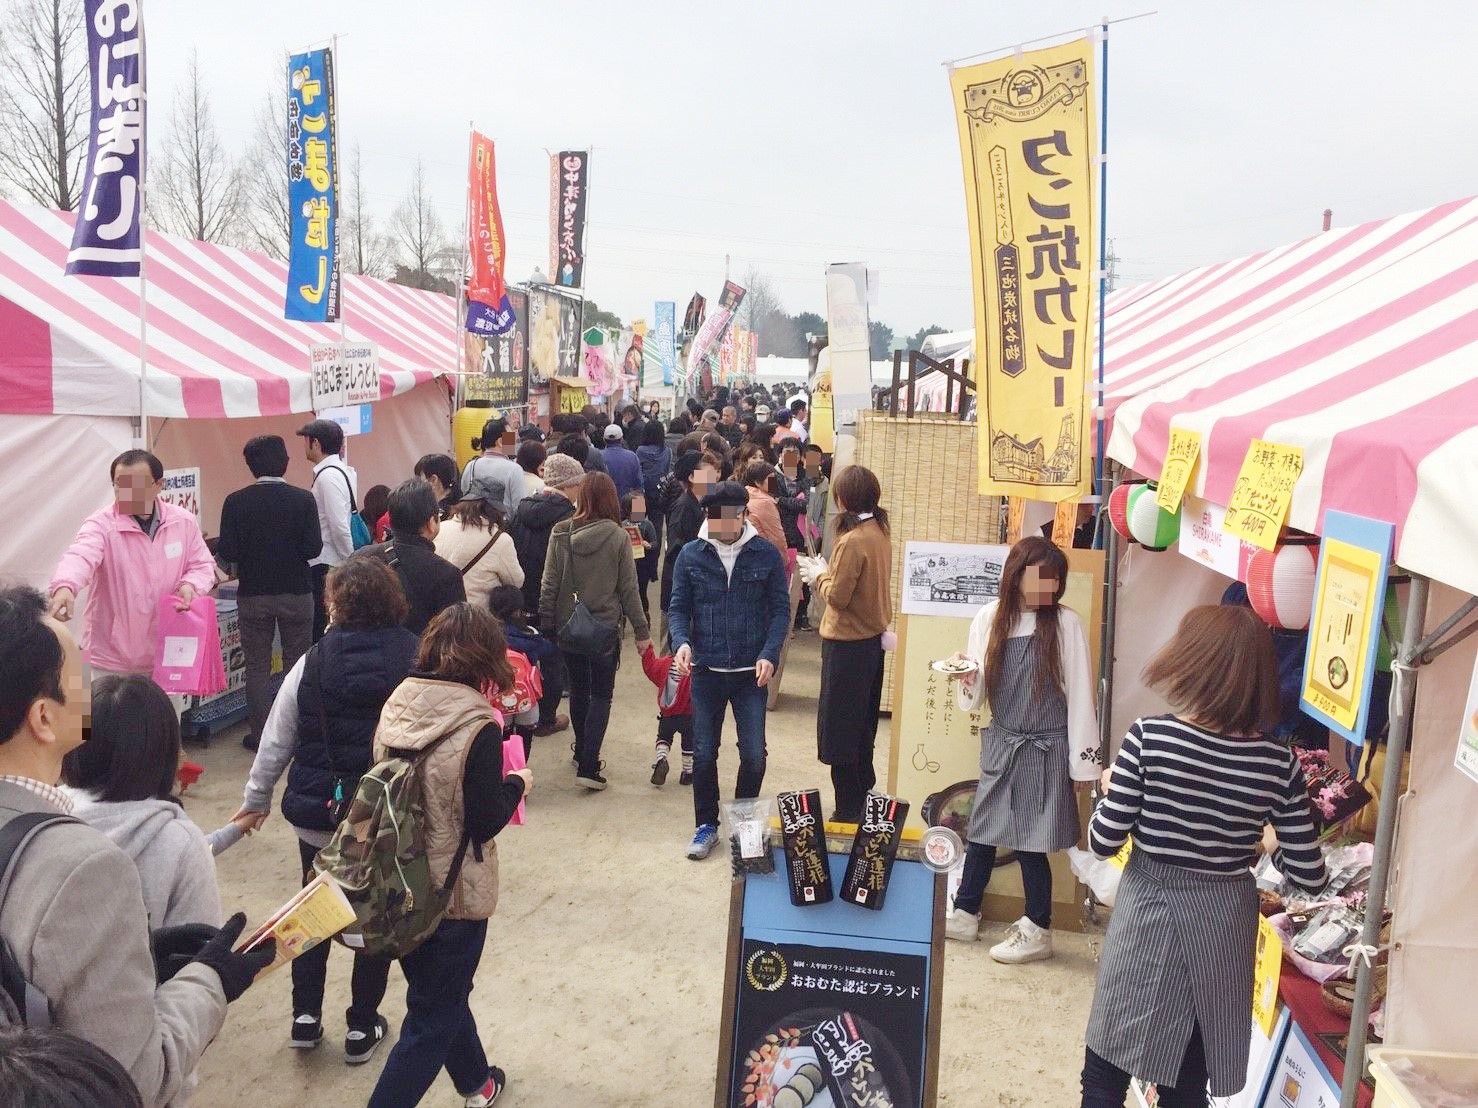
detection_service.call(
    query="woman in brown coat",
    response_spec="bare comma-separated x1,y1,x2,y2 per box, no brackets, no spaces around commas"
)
800,465,894,821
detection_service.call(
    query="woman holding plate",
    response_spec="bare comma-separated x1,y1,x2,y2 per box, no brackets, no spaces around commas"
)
940,536,1100,963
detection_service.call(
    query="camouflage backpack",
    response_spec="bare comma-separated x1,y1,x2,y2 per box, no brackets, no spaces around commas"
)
313,732,470,960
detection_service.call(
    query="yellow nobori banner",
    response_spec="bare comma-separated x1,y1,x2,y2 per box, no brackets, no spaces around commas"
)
951,40,1098,501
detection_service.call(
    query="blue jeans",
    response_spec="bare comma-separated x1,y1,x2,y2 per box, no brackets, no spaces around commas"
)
367,918,491,1107
691,668,768,828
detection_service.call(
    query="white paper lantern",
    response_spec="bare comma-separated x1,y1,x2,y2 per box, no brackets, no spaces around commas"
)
1247,542,1320,630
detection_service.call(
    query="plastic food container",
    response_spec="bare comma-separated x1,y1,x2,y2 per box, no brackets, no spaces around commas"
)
1367,1047,1478,1108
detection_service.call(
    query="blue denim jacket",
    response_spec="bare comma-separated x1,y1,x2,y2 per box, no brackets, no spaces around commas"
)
668,533,790,669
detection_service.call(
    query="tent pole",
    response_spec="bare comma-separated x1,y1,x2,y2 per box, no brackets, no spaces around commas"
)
137,188,150,448
1097,461,1121,760
1093,16,1109,508
1338,573,1429,1107
334,33,347,463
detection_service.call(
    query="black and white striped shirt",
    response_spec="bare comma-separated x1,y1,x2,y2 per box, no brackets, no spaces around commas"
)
1090,715,1327,892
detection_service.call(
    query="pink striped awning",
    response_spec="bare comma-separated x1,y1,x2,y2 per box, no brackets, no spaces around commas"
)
1103,196,1478,596
0,200,455,419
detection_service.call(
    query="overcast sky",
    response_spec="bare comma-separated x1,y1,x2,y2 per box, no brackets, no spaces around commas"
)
143,0,1478,335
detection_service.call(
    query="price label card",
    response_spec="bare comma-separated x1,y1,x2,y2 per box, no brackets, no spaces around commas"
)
1223,439,1304,551
1156,427,1202,514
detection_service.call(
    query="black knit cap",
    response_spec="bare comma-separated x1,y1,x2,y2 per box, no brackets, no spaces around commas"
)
700,481,749,511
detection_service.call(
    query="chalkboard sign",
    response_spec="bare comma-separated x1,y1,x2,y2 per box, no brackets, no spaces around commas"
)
716,831,944,1108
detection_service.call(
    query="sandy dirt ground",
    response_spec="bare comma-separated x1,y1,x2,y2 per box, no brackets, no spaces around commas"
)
186,632,1102,1106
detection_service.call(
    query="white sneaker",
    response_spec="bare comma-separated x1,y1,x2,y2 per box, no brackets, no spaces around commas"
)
989,916,1053,964
945,908,981,942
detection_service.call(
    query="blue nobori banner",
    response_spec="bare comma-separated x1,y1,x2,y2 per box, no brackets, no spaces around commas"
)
285,48,339,322
67,0,147,277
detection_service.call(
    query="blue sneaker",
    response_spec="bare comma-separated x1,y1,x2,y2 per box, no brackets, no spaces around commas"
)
687,823,719,860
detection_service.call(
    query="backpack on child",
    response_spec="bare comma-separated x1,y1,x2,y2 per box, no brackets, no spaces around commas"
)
0,812,79,1027
313,733,470,960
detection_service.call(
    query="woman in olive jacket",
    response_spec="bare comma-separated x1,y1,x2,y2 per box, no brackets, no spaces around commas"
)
540,472,652,789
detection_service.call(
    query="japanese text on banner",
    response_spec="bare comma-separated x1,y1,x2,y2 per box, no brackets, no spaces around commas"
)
67,0,147,277
653,301,676,386
1223,439,1303,550
467,132,507,312
285,49,339,322
951,39,1097,501
310,343,379,409
548,150,589,288
1156,428,1202,514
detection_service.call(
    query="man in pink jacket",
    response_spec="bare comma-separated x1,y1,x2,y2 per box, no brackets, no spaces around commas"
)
48,450,217,679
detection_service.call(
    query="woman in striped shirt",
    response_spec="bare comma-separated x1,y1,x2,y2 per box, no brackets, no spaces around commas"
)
1082,605,1326,1108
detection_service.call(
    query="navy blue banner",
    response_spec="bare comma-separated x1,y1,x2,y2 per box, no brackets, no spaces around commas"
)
67,0,147,277
467,293,516,336
285,48,339,322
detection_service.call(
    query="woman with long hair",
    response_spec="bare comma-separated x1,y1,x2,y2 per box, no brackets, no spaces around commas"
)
941,536,1099,963
235,555,418,1061
540,472,652,789
1080,606,1325,1107
365,604,532,1108
801,465,894,822
433,486,523,613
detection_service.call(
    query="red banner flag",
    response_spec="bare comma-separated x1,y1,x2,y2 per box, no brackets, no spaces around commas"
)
467,131,507,310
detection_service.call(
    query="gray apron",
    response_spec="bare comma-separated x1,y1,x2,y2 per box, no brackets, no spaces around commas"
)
966,634,1080,852
1085,850,1258,1096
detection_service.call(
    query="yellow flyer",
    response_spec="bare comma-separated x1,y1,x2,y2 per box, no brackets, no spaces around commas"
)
240,872,357,977
1251,914,1283,1037
1155,428,1201,514
1222,439,1304,550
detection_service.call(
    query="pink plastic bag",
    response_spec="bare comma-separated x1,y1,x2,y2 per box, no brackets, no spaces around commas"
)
502,734,527,826
152,596,226,697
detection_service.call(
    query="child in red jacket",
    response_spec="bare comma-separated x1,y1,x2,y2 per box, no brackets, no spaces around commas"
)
640,642,694,787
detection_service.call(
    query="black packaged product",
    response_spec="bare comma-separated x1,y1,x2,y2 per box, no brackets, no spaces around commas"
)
840,792,908,910
777,789,833,906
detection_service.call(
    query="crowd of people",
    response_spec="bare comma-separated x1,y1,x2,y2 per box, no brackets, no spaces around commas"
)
0,375,1326,1107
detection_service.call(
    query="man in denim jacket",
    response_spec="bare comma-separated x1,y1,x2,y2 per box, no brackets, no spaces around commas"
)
669,483,790,860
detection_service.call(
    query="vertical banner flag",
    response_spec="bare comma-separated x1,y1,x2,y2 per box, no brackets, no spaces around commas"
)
67,0,147,276
285,49,340,322
467,131,508,320
951,40,1097,501
655,301,677,386
824,262,872,438
548,150,590,288
688,281,746,378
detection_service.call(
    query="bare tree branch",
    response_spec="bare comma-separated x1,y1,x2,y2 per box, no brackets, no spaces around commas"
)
342,144,393,278
390,159,451,291
152,49,241,242
0,0,87,209
237,86,290,259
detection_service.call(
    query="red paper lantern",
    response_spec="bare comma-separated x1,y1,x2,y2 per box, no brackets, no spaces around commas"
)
1108,482,1137,542
1246,542,1319,630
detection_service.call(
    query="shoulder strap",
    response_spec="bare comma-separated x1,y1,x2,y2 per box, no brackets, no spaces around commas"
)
460,528,504,578
0,811,79,906
316,465,359,513
308,643,341,781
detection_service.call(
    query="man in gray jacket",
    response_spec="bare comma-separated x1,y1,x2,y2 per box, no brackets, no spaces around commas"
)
0,586,272,1106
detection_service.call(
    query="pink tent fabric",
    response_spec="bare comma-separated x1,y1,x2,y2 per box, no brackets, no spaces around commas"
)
0,199,455,418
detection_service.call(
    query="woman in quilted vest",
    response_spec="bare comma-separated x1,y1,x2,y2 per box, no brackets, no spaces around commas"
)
366,603,533,1108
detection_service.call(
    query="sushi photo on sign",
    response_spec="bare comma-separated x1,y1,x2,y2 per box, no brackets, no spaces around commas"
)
729,939,927,1108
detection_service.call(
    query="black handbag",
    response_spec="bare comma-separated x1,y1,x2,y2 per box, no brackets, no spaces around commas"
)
555,528,619,656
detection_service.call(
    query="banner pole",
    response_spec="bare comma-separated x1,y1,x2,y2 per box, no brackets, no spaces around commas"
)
456,122,472,413
1093,17,1110,516
333,34,348,460
138,189,150,448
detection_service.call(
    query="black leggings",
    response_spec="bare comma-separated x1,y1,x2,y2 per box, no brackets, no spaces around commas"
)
952,842,1053,929
1080,1025,1209,1108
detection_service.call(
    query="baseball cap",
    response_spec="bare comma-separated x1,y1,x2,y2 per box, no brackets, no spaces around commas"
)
755,404,771,421
701,408,720,423
542,452,585,490
700,481,749,511
602,424,624,442
518,424,546,442
458,473,507,509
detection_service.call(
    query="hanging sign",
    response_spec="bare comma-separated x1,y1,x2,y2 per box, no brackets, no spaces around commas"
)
1179,495,1257,581
548,150,589,288
1156,427,1202,514
285,48,340,322
310,343,380,409
1300,511,1395,746
950,39,1097,502
159,468,201,521
1223,439,1304,551
67,0,147,277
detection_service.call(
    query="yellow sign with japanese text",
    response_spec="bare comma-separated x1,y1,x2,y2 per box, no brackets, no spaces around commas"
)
1303,538,1383,734
1252,914,1283,1038
810,367,835,453
1156,428,1202,514
951,40,1097,502
1223,439,1304,550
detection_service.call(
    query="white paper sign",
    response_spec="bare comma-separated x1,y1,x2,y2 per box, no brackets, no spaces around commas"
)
1456,651,1478,786
158,468,201,521
1178,494,1255,581
316,404,374,439
901,541,1011,618
161,636,200,667
310,343,381,409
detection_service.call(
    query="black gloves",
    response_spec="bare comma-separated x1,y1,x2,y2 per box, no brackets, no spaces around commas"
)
188,912,275,1003
151,923,218,984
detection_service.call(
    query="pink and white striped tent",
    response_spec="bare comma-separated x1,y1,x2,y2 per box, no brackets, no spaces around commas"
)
0,199,455,418
1104,196,1478,596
